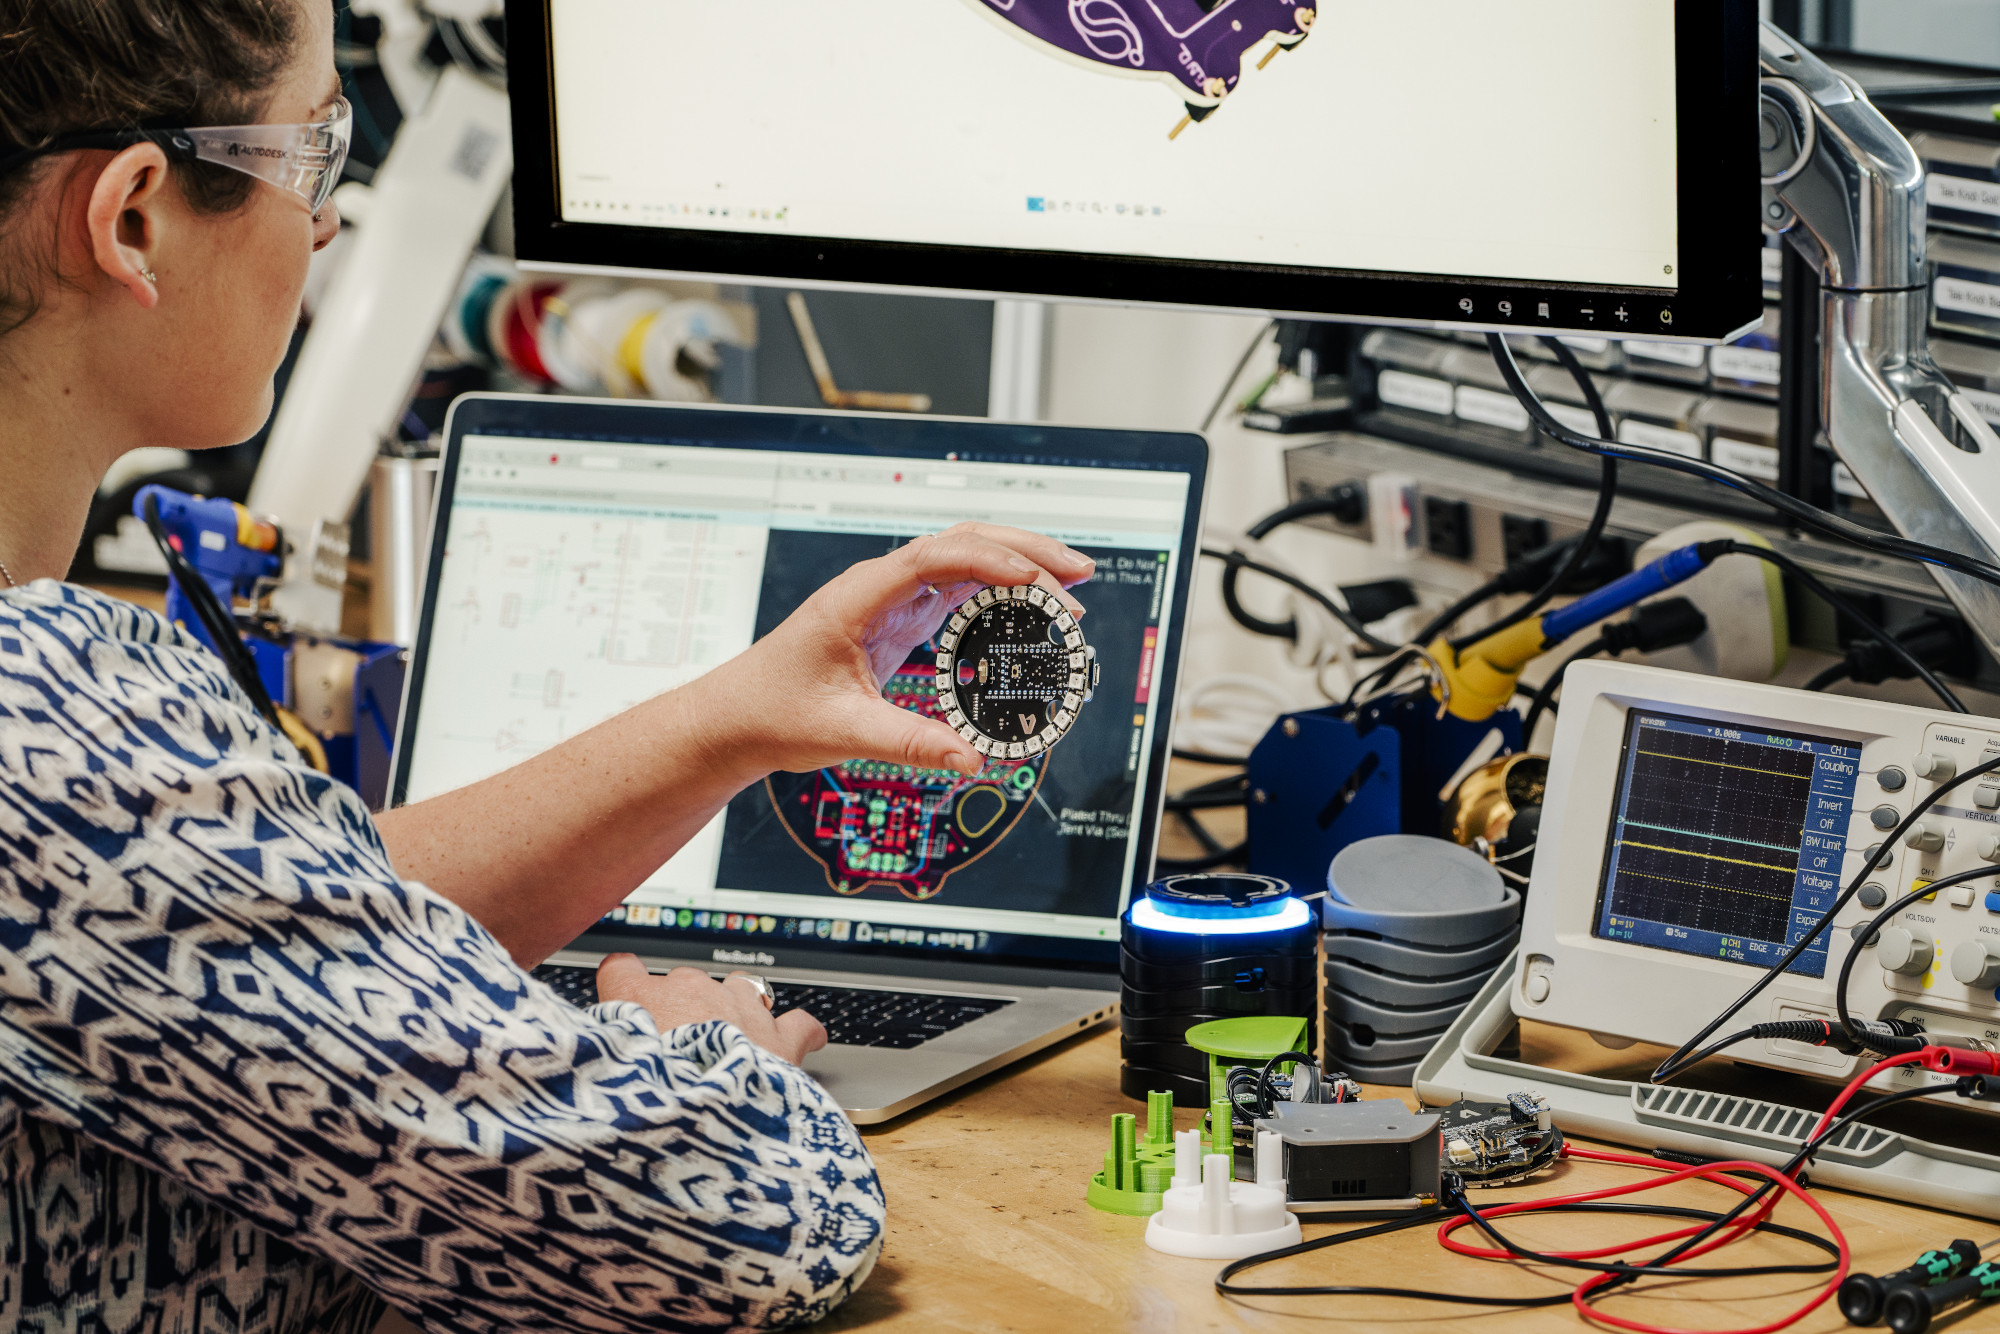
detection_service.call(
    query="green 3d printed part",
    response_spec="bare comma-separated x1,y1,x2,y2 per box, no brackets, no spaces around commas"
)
1185,1015,1308,1104
1086,1090,1180,1215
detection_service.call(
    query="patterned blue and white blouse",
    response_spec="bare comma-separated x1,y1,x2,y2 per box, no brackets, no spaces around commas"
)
0,583,883,1332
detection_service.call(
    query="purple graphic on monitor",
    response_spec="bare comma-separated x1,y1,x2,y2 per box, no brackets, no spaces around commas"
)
970,0,1316,117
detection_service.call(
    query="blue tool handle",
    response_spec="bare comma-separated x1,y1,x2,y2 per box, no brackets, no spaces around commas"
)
1538,543,1712,646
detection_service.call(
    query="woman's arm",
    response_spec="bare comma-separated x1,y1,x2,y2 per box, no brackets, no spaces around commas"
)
373,523,1094,966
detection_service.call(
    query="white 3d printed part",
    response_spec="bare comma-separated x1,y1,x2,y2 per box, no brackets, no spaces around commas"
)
1143,1128,1302,1260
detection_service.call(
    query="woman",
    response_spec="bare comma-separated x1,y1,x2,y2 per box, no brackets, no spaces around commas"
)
0,2,1093,1330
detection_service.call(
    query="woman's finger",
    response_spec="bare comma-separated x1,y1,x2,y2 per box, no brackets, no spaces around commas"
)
841,693,982,776
594,952,651,999
774,1008,830,1062
897,530,1089,614
818,530,1057,628
938,522,1095,585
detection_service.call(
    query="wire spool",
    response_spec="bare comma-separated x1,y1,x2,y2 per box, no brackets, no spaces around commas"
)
531,278,621,392
1120,873,1319,1106
439,256,515,369
489,278,564,384
550,287,675,396
635,299,749,402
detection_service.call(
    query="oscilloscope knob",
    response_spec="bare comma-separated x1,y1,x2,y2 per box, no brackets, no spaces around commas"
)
1949,940,2000,989
1903,821,1945,853
1875,927,1934,976
1980,834,2000,863
1914,753,1958,782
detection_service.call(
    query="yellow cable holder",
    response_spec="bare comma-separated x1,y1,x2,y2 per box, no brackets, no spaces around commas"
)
1427,617,1549,723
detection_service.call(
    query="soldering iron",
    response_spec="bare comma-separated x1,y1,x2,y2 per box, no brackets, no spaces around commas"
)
1428,540,1722,722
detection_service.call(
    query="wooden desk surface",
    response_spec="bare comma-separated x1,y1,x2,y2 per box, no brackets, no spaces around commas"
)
824,1025,1977,1334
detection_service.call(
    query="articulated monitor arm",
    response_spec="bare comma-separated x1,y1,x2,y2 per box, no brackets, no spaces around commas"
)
1759,23,2000,659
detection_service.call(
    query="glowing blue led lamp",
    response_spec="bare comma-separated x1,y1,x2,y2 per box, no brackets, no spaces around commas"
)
1127,892,1314,936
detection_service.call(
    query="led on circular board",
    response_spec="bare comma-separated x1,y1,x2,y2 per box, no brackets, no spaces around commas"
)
934,584,1099,760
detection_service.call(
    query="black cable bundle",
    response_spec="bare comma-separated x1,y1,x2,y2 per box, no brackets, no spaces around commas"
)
141,493,281,728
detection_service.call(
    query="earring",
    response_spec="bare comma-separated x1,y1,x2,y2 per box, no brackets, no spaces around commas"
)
140,268,157,285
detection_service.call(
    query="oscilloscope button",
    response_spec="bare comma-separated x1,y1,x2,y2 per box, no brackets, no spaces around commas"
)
1857,883,1888,909
1870,805,1901,830
1876,766,1908,792
1903,821,1945,852
1875,927,1933,975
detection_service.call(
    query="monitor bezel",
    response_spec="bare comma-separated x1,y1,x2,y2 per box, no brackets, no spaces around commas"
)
389,393,1209,979
506,0,1763,342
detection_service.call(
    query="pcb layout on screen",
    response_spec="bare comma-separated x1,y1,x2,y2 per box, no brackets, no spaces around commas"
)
549,0,1680,290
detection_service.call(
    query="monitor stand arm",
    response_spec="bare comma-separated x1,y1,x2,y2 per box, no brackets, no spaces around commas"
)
1759,23,2000,660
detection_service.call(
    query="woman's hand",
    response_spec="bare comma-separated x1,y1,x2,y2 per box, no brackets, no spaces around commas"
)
597,956,828,1066
701,522,1094,779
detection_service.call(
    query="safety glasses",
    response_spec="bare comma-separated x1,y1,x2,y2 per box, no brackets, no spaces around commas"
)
0,97,352,215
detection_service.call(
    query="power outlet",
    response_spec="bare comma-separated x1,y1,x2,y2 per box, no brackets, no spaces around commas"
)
1502,514,1550,564
1423,496,1472,560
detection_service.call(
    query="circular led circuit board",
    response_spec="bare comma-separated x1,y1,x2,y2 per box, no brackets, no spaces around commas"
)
934,584,1099,760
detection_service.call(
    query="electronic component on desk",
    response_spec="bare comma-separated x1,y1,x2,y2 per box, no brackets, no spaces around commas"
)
1224,1055,1361,1124
1515,659,2000,1114
934,584,1098,760
1429,1093,1564,1186
1251,1099,1441,1212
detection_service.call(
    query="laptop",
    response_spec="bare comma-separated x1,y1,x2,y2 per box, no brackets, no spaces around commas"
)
390,394,1207,1122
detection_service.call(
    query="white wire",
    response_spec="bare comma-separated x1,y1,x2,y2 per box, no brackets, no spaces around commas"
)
454,16,507,70
1175,674,1297,758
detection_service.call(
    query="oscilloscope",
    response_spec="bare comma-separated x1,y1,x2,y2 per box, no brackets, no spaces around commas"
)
1517,660,2000,1106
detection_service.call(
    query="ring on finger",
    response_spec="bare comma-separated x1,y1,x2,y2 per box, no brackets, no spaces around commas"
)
730,971,776,1010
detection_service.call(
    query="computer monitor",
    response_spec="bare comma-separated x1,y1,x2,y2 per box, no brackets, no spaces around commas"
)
390,395,1206,977
507,0,1761,341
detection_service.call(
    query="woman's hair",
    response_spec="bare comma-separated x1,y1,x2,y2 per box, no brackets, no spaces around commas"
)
0,0,301,333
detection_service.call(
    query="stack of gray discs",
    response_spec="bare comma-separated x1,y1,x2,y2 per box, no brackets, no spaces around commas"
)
1321,835,1522,1084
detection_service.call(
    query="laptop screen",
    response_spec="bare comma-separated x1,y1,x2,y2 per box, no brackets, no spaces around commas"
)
393,398,1205,976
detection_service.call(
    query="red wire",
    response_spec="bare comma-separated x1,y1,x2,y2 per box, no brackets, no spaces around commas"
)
1425,1049,1941,1334
1805,1051,1925,1141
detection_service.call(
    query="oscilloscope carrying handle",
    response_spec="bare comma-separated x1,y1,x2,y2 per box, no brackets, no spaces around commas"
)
1757,23,2000,665
1413,954,2000,1221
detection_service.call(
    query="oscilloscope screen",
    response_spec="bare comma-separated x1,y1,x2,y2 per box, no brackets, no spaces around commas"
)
1591,709,1862,979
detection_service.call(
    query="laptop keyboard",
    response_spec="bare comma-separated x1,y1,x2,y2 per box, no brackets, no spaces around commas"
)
530,963,1014,1049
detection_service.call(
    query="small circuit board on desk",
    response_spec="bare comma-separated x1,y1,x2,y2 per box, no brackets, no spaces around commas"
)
1430,1092,1564,1187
